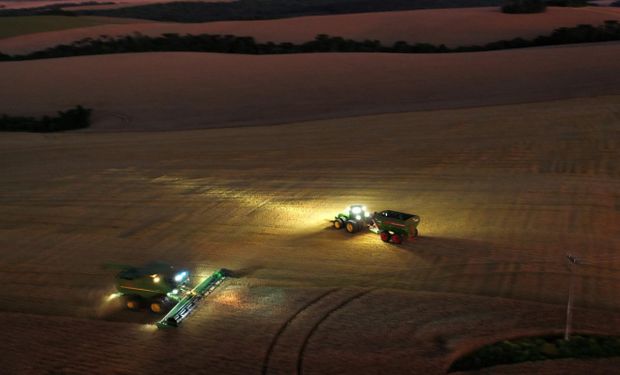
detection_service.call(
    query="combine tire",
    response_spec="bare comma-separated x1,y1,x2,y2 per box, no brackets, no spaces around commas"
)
149,297,169,314
380,231,390,242
345,220,358,233
333,218,344,230
390,233,402,244
124,295,141,311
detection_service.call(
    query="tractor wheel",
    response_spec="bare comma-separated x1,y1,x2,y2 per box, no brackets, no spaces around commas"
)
356,221,365,232
124,295,141,311
149,297,169,314
345,220,358,233
390,233,402,244
333,218,344,230
380,231,390,242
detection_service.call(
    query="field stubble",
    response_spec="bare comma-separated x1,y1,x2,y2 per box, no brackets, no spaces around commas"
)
0,97,620,374
0,96,619,373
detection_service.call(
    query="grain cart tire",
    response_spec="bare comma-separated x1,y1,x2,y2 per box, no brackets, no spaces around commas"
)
345,220,358,233
149,296,169,314
390,233,402,244
380,231,390,242
333,219,344,230
124,295,141,311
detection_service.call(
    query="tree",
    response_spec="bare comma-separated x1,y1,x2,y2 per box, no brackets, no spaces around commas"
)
502,0,547,13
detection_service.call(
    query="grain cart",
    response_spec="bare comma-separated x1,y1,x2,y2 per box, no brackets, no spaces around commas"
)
332,204,372,233
370,210,420,244
107,261,226,328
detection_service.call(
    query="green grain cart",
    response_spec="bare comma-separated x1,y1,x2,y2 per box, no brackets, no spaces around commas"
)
370,210,420,244
107,261,226,328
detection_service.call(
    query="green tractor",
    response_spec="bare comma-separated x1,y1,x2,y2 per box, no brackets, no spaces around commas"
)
370,210,420,244
332,204,372,233
108,261,226,328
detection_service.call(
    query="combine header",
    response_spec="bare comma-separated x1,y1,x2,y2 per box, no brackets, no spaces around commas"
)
106,262,226,328
156,269,226,328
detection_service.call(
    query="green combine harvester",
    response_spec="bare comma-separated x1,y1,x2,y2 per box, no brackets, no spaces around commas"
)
333,205,420,244
107,261,226,328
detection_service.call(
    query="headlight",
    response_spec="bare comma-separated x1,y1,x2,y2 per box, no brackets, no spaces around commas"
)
355,215,361,220
174,271,188,282
153,276,160,283
364,212,370,217
351,206,362,214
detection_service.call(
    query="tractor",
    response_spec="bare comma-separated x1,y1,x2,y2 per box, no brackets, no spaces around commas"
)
107,261,226,328
332,204,372,233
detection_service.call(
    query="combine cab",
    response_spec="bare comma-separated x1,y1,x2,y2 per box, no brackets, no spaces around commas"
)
107,261,226,328
370,210,420,244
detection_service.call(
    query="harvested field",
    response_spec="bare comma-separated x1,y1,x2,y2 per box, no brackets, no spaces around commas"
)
64,0,237,11
1,94,619,373
2,44,620,130
2,7,620,54
0,0,78,9
0,15,146,39
0,0,233,10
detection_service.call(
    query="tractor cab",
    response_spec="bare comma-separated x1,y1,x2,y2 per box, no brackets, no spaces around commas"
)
345,204,371,221
333,204,372,233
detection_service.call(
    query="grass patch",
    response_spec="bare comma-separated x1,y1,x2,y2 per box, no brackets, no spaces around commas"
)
449,334,620,372
0,106,92,132
0,15,113,39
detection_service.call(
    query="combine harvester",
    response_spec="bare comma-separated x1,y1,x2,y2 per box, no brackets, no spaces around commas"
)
106,262,226,328
333,204,420,244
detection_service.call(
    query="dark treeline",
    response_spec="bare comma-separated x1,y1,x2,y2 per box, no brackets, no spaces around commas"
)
502,0,594,13
0,21,619,61
70,0,503,22
502,0,547,13
545,0,594,6
0,106,92,132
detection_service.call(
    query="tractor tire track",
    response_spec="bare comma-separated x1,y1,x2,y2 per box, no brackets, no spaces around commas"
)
296,288,376,375
261,288,340,375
